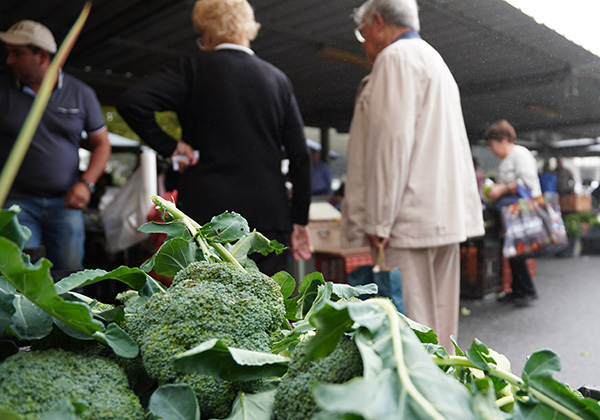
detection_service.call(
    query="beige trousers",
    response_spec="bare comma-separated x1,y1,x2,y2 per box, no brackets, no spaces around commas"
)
380,243,460,353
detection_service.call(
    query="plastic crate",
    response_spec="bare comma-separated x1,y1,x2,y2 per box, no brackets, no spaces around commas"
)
460,238,503,299
315,252,373,283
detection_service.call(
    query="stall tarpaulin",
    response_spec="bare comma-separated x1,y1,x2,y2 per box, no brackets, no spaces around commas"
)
101,149,157,253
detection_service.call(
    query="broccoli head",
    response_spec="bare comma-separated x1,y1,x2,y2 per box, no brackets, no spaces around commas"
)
0,348,145,419
273,334,364,420
124,261,285,419
30,325,152,397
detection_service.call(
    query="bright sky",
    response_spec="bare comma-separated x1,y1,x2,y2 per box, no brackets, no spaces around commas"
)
503,0,600,57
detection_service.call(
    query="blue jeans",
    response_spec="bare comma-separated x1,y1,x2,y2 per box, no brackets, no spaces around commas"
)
5,196,84,273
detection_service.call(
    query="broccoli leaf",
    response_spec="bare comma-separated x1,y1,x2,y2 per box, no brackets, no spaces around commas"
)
285,272,325,321
225,389,277,420
39,398,81,420
0,207,30,249
54,266,165,295
466,338,497,371
54,317,95,341
149,383,200,420
138,219,191,239
401,312,438,345
0,237,109,339
9,294,53,339
174,338,290,381
294,278,375,323
142,237,199,276
272,270,296,299
270,320,315,355
518,350,600,419
307,299,478,420
228,231,286,266
92,322,139,358
139,276,167,298
201,211,250,243
331,282,378,300
0,279,16,333
148,197,283,271
303,301,354,361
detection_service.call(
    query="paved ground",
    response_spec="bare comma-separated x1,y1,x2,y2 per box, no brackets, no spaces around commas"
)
457,255,600,390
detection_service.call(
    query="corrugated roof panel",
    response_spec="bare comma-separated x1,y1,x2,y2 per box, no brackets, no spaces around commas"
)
3,0,600,140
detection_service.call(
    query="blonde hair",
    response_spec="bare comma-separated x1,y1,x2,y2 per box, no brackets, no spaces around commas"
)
192,0,260,43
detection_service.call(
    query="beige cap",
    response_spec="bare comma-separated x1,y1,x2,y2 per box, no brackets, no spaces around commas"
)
0,20,57,53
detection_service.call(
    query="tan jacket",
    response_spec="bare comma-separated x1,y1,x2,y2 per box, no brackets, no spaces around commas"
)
342,38,484,249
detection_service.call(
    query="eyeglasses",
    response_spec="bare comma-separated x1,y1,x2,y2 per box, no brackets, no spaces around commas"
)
354,23,366,43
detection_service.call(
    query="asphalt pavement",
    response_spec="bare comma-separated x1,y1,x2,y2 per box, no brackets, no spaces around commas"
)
457,254,600,390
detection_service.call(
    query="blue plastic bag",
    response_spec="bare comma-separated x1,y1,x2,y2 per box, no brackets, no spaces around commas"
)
348,246,404,313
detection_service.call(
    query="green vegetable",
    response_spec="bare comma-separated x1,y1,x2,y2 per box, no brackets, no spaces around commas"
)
2,195,600,420
273,334,363,420
0,348,144,420
143,196,285,275
124,261,285,419
564,211,600,238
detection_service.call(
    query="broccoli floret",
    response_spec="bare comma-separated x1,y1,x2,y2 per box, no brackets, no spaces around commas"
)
124,261,285,419
30,325,152,397
273,334,364,420
0,348,145,420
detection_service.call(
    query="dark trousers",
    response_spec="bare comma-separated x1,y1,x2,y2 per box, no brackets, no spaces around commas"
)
508,257,537,297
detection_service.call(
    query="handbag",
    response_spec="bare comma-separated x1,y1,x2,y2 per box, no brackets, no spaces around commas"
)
348,245,404,313
501,184,568,259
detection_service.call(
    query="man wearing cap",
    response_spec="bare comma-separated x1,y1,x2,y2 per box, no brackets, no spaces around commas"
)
0,20,111,276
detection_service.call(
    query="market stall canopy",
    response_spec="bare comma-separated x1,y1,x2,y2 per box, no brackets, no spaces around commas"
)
3,0,600,152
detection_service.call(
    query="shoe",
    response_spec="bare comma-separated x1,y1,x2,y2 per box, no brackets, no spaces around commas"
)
497,293,514,304
513,294,537,307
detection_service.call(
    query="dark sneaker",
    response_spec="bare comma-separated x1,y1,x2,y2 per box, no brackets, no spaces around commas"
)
513,294,537,307
497,293,514,304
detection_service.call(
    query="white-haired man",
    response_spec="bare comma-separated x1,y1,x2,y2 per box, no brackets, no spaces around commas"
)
342,0,485,351
0,20,111,276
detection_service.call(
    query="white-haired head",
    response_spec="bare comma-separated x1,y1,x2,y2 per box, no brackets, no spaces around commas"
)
354,0,420,32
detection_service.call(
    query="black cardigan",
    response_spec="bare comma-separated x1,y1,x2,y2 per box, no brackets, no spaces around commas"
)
117,48,311,233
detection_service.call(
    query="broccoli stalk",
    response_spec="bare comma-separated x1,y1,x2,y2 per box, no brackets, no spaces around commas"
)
434,355,580,416
151,195,247,272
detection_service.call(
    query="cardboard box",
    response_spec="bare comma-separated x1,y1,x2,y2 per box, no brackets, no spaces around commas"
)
307,202,370,255
309,220,341,252
559,194,592,212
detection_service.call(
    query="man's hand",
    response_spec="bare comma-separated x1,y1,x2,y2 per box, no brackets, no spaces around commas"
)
290,224,313,261
366,233,390,249
65,182,91,209
170,141,199,173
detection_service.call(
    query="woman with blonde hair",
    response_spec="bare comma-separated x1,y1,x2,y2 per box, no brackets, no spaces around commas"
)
192,0,260,47
117,0,313,276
